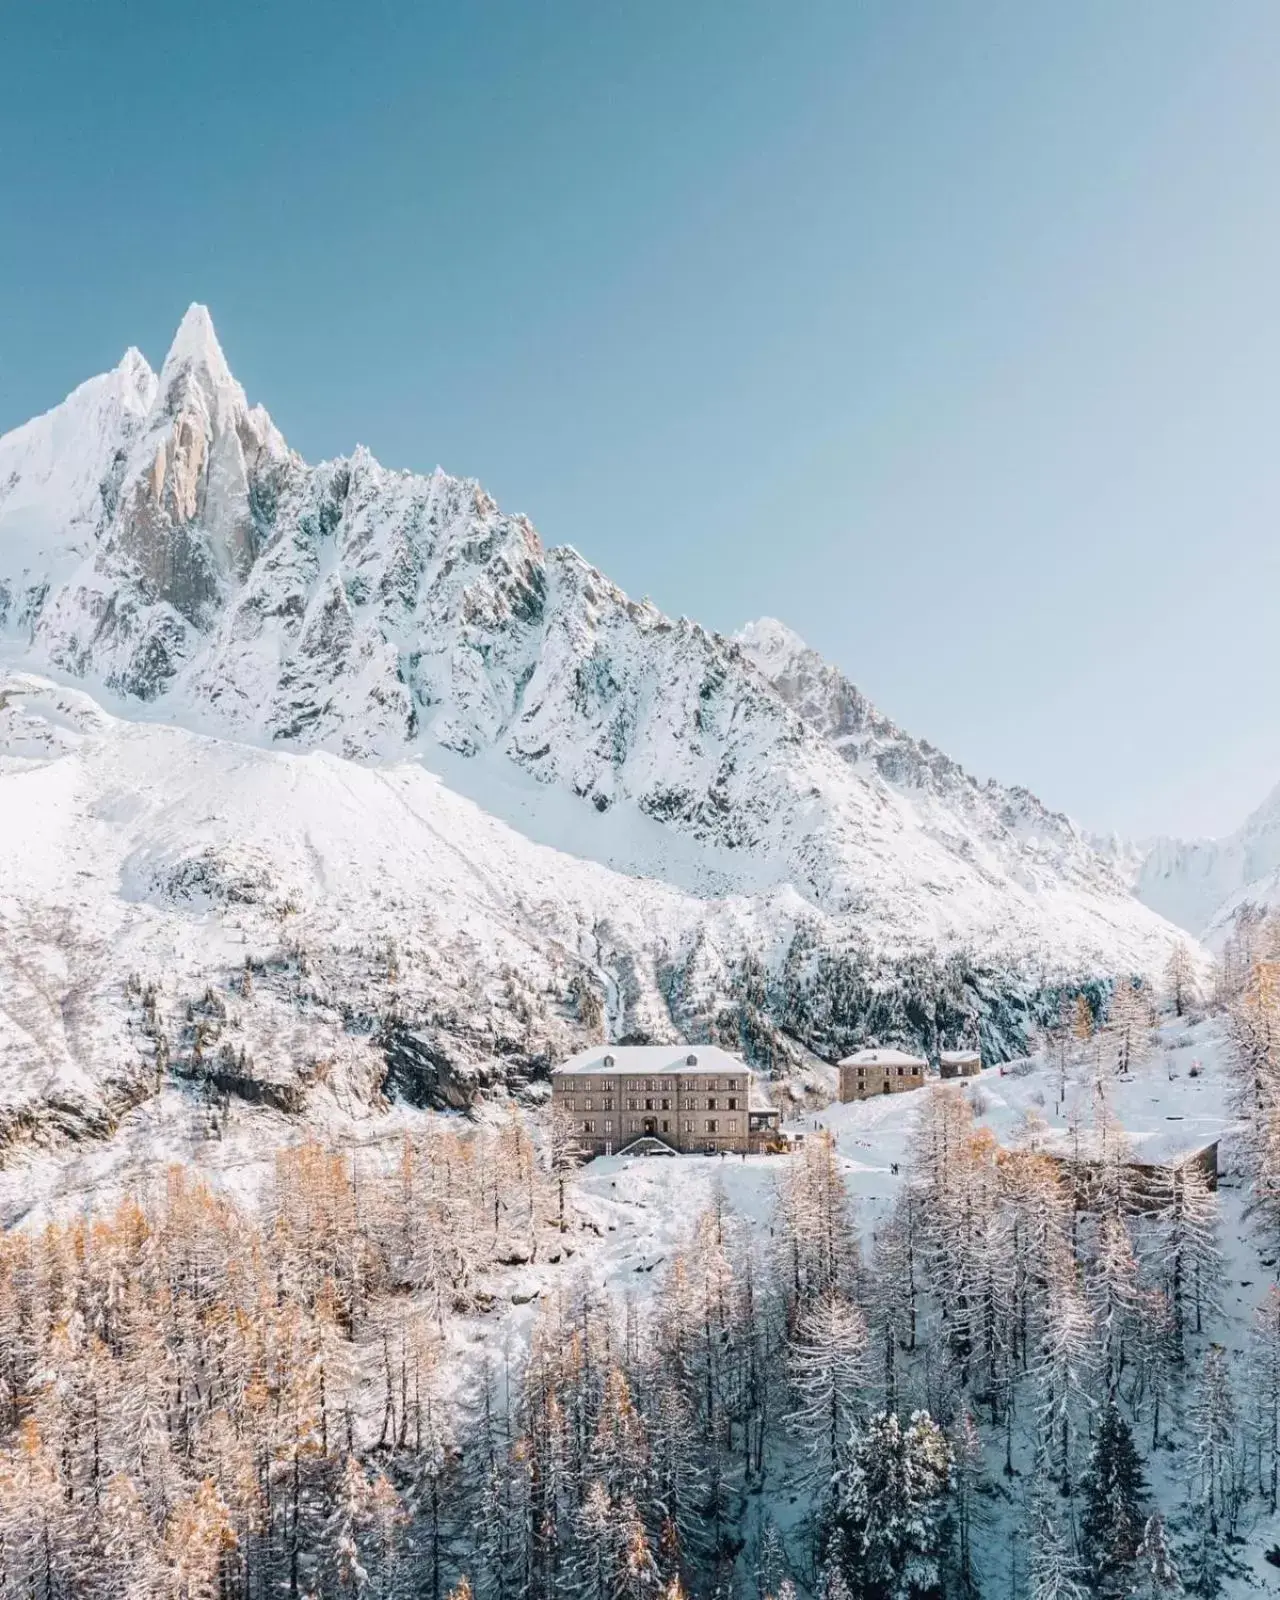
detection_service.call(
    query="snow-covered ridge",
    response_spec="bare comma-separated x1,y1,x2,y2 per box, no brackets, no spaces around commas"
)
0,306,1187,1044
1125,779,1280,942
736,616,1124,895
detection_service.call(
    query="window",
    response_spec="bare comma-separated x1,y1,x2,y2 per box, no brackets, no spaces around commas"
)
604,1120,613,1133
629,1119,640,1133
705,1119,718,1134
582,1120,594,1134
627,1099,637,1111
857,1066,866,1076
644,1099,654,1111
728,1078,739,1089
727,1098,737,1111
684,1120,694,1133
661,1098,670,1111
707,1097,718,1111
661,1120,670,1133
604,1097,614,1110
584,1098,593,1111
898,1067,904,1077
727,1119,737,1132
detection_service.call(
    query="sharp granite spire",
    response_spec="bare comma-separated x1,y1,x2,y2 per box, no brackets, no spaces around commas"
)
159,303,234,388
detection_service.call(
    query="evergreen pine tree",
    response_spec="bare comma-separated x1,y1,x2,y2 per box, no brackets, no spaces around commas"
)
818,1529,855,1600
1080,1400,1148,1597
830,1410,953,1600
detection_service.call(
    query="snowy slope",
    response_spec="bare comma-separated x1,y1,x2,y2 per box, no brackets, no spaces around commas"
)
0,670,828,1145
1133,785,1280,940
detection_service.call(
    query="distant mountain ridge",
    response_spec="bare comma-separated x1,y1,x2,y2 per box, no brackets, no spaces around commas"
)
1127,782,1280,942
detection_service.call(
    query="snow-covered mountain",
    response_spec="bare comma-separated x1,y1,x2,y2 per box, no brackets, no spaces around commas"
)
0,306,1191,1148
1130,783,1280,941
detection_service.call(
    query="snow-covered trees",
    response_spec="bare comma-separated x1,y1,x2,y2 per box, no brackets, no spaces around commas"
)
1165,943,1199,1019
1250,1286,1280,1512
1103,978,1153,1075
1025,1474,1086,1600
0,1025,1262,1600
1153,1159,1221,1358
772,1133,861,1314
1034,1245,1096,1492
786,1292,870,1489
1132,1512,1183,1600
1184,1345,1245,1598
1080,1400,1148,1597
828,1410,953,1600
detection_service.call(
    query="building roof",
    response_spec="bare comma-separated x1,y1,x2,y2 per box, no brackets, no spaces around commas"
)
940,1050,981,1065
839,1048,927,1068
1036,1123,1219,1169
552,1043,755,1078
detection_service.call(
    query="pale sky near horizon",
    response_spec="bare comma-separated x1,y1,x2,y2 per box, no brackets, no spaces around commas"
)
3,1,1280,841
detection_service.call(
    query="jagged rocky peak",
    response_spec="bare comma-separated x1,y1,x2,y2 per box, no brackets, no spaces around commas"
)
736,611,915,761
124,304,289,586
158,303,234,394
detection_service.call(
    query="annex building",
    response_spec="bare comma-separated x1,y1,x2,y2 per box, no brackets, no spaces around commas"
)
939,1050,982,1080
551,1044,781,1157
839,1047,928,1101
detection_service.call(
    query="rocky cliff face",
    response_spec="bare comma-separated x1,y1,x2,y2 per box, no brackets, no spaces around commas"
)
0,307,1192,1148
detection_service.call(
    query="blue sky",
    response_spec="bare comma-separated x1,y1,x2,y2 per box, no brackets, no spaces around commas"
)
3,1,1280,838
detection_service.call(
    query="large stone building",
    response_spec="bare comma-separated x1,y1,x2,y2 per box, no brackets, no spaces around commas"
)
551,1044,781,1157
839,1047,928,1101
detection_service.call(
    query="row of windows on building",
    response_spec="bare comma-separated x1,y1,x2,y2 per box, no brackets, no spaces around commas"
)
853,1065,918,1077
579,1117,739,1135
563,1096,740,1112
566,1077,741,1094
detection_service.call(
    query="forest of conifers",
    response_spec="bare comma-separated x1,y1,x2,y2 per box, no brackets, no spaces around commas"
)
4,920,1280,1600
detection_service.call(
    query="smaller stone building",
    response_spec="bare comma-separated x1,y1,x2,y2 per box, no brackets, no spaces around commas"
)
839,1047,927,1102
939,1050,981,1080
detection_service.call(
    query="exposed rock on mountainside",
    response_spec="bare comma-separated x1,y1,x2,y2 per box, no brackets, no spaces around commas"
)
0,307,1193,1149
